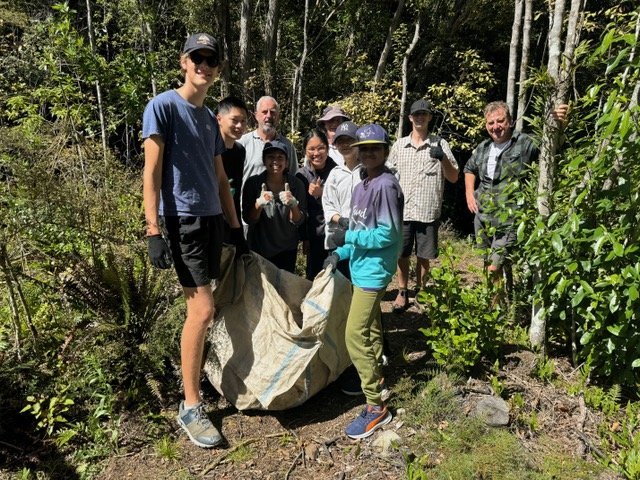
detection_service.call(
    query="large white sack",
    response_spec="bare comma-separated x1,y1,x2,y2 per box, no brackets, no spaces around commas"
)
204,247,352,410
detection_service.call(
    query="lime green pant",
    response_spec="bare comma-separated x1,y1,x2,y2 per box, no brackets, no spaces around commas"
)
345,286,386,406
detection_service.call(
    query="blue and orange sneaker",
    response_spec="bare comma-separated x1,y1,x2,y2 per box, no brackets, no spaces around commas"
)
345,404,392,439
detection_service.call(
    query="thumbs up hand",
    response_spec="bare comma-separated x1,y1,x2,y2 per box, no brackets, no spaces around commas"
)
256,183,274,207
308,177,323,199
279,182,299,207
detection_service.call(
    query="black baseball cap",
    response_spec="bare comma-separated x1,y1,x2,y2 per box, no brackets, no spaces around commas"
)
183,33,219,55
410,99,432,114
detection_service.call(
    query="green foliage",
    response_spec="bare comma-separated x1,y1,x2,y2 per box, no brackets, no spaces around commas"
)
417,244,507,373
427,49,497,152
21,390,74,435
338,79,403,138
514,11,640,387
531,356,557,383
154,435,181,461
598,402,640,479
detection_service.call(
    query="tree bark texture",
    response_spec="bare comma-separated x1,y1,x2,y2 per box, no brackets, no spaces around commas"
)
216,0,231,97
507,0,523,116
239,0,253,93
373,0,405,85
516,0,532,131
263,0,280,95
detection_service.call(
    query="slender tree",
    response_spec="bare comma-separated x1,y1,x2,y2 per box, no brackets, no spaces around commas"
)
530,0,586,348
516,0,533,130
373,0,405,85
291,0,310,133
398,16,421,137
216,0,231,96
85,0,108,163
507,0,524,116
263,0,279,95
239,0,253,92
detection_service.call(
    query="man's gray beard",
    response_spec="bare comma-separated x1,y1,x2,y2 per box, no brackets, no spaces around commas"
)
261,124,275,136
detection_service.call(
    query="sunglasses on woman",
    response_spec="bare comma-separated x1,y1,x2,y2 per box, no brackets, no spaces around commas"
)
189,51,219,67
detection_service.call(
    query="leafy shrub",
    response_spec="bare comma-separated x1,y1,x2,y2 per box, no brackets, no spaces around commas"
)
417,245,507,373
513,13,640,387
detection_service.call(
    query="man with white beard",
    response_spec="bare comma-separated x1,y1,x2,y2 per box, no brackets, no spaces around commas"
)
239,96,298,186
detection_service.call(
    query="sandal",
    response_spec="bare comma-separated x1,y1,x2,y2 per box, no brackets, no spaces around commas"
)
392,289,409,313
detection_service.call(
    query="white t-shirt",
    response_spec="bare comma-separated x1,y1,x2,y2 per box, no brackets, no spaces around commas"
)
487,140,510,179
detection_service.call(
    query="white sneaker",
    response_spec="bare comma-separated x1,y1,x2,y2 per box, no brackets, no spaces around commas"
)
176,401,222,448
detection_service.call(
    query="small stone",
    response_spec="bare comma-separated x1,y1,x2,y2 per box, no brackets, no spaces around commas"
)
372,430,402,455
305,443,320,462
474,396,510,426
395,408,406,416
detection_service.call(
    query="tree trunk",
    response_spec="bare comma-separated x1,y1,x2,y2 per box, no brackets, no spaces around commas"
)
263,0,279,95
291,0,310,134
216,0,231,97
239,0,253,93
136,0,157,97
507,0,523,116
373,0,405,85
516,0,533,131
398,17,421,138
85,0,108,163
536,0,566,218
531,0,585,349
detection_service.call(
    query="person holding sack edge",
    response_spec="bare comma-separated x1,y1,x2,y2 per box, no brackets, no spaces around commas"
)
142,33,247,448
324,124,404,439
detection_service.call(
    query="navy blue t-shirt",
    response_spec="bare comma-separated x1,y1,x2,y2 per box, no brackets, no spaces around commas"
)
142,89,226,216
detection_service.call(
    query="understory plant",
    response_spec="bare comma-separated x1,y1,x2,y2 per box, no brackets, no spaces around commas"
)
417,244,507,373
513,10,640,387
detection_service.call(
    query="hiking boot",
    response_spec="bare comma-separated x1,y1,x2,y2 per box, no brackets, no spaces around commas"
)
177,401,222,448
345,404,392,439
392,289,409,313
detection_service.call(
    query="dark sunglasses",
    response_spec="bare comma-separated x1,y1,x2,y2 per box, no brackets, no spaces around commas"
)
189,51,219,67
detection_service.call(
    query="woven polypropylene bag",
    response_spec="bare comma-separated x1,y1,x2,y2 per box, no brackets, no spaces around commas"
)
204,247,352,410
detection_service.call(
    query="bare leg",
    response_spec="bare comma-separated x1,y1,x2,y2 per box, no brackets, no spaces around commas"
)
417,257,430,290
396,256,410,289
181,285,215,405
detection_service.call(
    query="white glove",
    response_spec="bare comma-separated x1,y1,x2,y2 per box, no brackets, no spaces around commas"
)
257,183,274,207
278,183,299,207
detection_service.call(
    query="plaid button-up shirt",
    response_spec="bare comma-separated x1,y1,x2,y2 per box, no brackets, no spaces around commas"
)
387,134,458,223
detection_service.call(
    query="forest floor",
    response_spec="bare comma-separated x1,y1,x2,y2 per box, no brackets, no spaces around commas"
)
1,243,623,479
94,252,620,480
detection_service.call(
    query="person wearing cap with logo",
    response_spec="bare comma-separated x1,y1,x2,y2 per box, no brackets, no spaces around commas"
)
387,98,459,312
239,96,298,188
322,121,362,279
242,140,307,273
317,104,351,167
464,101,568,290
323,124,404,439
142,32,248,448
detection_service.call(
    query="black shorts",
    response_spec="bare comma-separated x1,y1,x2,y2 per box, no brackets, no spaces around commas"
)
401,221,439,259
163,215,224,288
